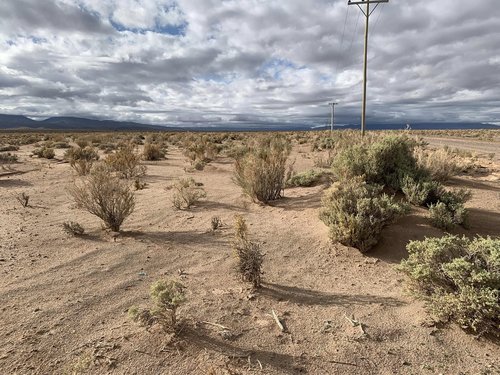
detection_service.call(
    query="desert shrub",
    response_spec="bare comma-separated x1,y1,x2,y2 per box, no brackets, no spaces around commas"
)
233,216,263,288
62,221,85,236
286,169,326,187
401,176,444,206
311,136,335,151
143,143,165,161
105,144,146,179
0,152,18,163
64,146,99,175
320,176,408,252
171,178,206,210
33,146,55,159
398,235,499,336
69,165,135,231
182,134,219,165
234,135,292,203
415,147,459,182
129,280,186,329
332,135,422,191
53,141,71,149
428,188,471,230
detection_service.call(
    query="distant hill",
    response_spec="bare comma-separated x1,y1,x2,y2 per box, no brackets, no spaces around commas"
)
0,114,167,131
0,114,498,132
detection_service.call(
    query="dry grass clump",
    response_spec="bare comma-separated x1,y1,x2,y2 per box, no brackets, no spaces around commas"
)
399,235,499,336
286,169,326,187
234,135,292,203
320,177,408,252
129,280,186,330
16,192,30,208
69,165,135,232
170,178,207,210
181,134,220,169
105,144,146,179
233,215,263,288
142,143,165,161
414,147,459,182
64,146,99,175
0,145,19,152
0,152,18,163
210,216,223,231
32,146,55,159
62,221,85,236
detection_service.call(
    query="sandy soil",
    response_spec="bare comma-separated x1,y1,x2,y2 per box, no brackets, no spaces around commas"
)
0,136,499,375
424,137,499,162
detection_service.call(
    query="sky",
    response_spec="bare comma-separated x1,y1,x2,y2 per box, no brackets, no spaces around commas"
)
0,0,499,127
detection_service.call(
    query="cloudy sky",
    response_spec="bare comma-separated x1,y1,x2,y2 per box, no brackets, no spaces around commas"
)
0,0,499,127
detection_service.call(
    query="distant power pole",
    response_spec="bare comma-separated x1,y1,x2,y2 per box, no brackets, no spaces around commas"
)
329,102,338,132
348,0,389,136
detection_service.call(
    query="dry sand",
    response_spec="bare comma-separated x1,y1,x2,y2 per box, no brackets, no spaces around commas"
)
0,136,499,374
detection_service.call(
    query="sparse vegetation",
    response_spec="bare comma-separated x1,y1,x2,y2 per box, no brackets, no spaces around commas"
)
16,192,30,207
171,178,206,210
210,216,223,231
32,146,55,159
320,177,408,252
64,146,99,175
62,221,85,236
234,135,292,203
129,280,186,330
399,235,499,336
0,152,18,163
69,165,135,231
143,143,165,161
286,169,326,187
414,147,459,182
233,215,263,288
105,144,146,179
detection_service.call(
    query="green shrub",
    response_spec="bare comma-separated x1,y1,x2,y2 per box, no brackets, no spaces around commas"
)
64,146,99,175
401,176,444,206
69,164,135,231
428,188,471,230
399,235,499,336
171,178,206,210
129,280,186,329
286,169,326,187
234,135,292,203
105,144,146,179
332,135,422,191
320,176,408,252
143,143,165,161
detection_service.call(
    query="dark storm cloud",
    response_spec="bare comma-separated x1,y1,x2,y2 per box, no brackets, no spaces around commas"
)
0,0,113,34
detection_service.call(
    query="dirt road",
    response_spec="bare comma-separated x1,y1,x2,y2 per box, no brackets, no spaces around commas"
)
424,137,499,161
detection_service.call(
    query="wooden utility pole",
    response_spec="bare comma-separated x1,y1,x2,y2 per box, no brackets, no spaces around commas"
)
348,0,389,136
329,102,338,132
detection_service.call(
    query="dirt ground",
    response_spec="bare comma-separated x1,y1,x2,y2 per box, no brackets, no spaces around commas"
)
0,133,499,375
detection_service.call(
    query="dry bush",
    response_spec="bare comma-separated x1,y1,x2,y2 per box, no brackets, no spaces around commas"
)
320,176,408,252
129,280,186,330
414,147,459,182
286,169,326,187
105,144,146,179
32,146,55,159
210,216,223,231
233,215,263,288
69,165,135,232
234,135,292,203
171,178,206,210
143,143,165,161
181,134,220,167
16,192,30,207
64,146,99,175
62,221,85,236
0,145,19,152
399,235,499,336
428,188,471,230
0,152,18,163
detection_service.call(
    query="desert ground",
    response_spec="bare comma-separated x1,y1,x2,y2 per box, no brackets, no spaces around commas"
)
0,130,499,375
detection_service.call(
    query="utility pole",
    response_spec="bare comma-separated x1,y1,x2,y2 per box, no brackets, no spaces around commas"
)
329,102,338,132
348,0,388,136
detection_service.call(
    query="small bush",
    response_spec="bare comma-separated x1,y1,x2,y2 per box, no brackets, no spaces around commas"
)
69,165,135,231
320,176,408,252
105,144,146,179
143,143,165,161
234,136,292,203
33,146,55,159
0,145,19,152
233,216,263,288
16,192,30,207
62,221,85,236
0,152,18,163
171,178,206,210
210,216,223,231
286,169,326,187
64,146,99,175
398,235,499,336
401,176,444,206
129,280,186,330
